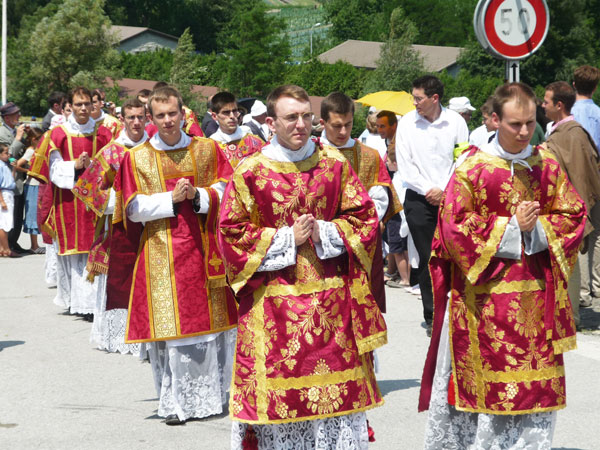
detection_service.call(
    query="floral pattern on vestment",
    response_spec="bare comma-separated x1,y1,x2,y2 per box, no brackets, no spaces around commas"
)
218,146,386,424
214,133,264,169
419,147,585,415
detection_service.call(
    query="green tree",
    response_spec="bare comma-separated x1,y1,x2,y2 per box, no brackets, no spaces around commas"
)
119,48,174,81
221,0,290,97
285,59,368,99
8,0,120,114
323,0,402,43
170,28,201,106
363,7,424,94
104,0,237,54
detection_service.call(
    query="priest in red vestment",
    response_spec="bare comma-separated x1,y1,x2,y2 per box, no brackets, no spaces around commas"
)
29,86,112,316
319,91,402,313
72,97,149,355
219,85,386,449
208,91,264,168
112,86,237,425
91,89,122,139
419,82,586,449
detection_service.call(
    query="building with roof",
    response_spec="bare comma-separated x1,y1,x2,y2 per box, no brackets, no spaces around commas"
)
318,40,463,76
111,26,180,53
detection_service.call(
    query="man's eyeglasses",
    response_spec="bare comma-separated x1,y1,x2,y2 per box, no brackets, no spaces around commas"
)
219,109,240,117
413,96,430,104
275,113,313,124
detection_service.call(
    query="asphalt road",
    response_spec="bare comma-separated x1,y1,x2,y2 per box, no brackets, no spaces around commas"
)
2,251,600,449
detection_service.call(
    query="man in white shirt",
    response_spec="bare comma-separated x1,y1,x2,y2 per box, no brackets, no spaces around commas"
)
395,75,469,336
469,96,497,149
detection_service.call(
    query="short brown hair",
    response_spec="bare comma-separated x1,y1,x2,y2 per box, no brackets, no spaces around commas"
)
492,83,536,119
91,89,104,102
573,65,600,96
211,92,237,114
148,86,183,116
68,86,92,104
480,96,494,116
153,81,169,91
376,110,397,126
121,97,146,115
266,85,310,117
321,92,355,122
545,81,576,113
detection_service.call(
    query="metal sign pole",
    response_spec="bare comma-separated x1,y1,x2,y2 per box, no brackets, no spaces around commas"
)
505,60,520,82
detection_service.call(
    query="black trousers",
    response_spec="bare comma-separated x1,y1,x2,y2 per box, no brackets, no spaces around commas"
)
8,193,24,250
404,189,439,324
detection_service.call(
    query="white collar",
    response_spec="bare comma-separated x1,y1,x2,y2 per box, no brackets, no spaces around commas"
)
65,114,96,135
262,136,315,162
115,129,148,148
149,131,191,150
415,106,447,125
210,126,244,144
93,110,106,123
482,134,533,176
320,130,354,149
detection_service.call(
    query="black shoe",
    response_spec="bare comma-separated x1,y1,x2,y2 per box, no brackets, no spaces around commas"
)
165,414,184,426
82,313,94,322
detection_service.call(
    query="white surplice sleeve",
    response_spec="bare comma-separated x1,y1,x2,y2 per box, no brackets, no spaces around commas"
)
126,191,175,223
49,151,76,189
368,185,389,222
523,219,548,255
257,226,297,272
496,215,548,260
313,220,346,259
104,188,116,215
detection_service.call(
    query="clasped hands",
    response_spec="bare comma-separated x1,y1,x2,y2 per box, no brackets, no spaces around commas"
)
293,214,320,246
515,201,540,233
172,178,197,203
74,152,90,170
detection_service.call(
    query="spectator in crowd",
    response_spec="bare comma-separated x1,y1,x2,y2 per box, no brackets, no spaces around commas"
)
0,144,16,257
395,75,469,337
41,92,66,132
447,96,476,123
0,101,28,254
358,107,387,160
572,65,600,150
543,81,600,321
468,96,497,148
15,127,45,253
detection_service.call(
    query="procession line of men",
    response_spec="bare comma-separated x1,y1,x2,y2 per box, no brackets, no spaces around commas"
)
25,73,589,449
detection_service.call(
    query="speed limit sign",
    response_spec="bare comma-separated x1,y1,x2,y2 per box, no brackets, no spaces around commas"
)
474,0,549,60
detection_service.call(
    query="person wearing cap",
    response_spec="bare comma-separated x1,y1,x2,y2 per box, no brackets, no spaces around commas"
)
447,96,476,124
242,99,269,142
209,92,264,168
0,101,30,254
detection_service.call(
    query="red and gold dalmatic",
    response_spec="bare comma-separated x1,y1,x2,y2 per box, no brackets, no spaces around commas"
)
419,147,586,415
338,140,402,223
28,125,113,255
214,133,264,168
339,140,403,312
96,114,122,139
112,137,237,343
219,146,387,424
71,142,140,311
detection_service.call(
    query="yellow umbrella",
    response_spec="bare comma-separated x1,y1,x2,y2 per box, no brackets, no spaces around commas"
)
356,91,415,116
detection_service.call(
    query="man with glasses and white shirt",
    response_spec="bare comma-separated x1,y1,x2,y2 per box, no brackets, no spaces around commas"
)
395,75,469,337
